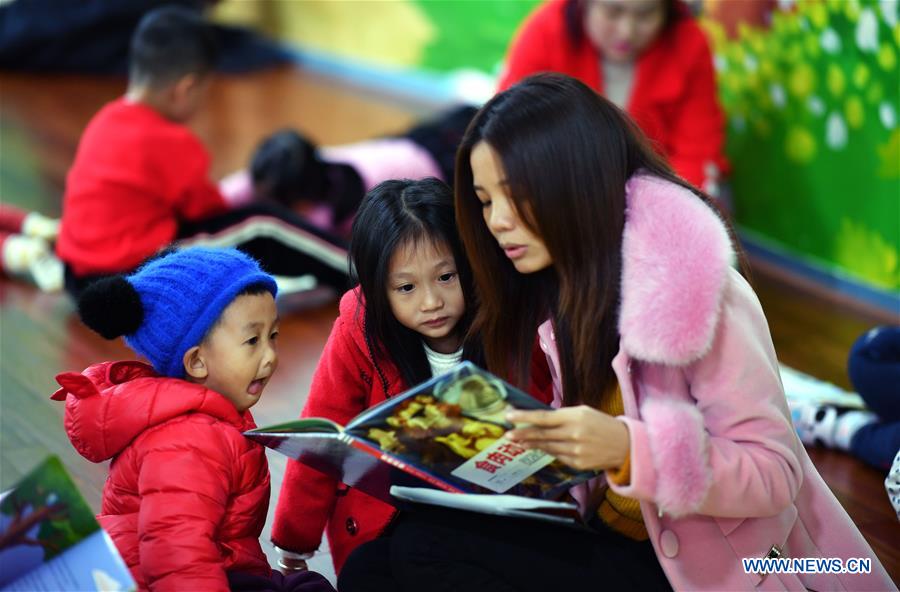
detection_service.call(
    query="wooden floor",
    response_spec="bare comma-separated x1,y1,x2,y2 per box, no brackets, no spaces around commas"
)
1,66,897,585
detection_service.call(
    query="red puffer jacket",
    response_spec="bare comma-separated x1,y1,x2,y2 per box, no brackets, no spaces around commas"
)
52,361,271,591
272,288,554,573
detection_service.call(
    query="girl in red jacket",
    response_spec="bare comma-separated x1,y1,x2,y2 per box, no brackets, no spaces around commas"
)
271,178,486,577
499,0,729,197
53,247,334,592
272,178,551,577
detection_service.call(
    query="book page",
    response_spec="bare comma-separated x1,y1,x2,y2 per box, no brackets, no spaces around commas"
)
2,531,134,591
346,362,597,498
246,417,343,434
391,485,578,511
390,486,581,526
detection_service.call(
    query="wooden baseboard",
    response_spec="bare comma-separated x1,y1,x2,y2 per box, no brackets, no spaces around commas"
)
749,255,899,325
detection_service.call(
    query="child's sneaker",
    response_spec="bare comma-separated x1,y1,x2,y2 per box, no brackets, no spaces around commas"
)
832,409,878,450
789,400,840,447
2,234,63,292
29,250,64,292
789,400,877,450
273,274,318,295
21,212,60,241
272,274,337,313
2,234,48,273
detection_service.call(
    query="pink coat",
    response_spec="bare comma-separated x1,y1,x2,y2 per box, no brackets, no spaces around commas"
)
538,175,894,591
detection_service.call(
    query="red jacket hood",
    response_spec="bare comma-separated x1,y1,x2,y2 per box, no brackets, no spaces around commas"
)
337,287,408,396
339,287,369,354
52,360,255,462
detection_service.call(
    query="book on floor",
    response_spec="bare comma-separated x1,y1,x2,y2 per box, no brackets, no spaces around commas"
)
246,362,596,522
0,455,135,592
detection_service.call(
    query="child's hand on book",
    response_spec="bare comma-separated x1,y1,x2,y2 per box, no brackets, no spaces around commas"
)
505,406,630,471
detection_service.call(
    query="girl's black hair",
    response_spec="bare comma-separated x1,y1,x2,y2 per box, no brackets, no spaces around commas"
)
349,178,482,390
564,0,682,49
250,129,365,226
251,129,320,202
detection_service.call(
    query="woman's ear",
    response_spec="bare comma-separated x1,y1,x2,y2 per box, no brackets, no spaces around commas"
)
183,345,207,380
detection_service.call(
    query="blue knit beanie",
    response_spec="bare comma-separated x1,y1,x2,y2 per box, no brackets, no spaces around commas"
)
78,247,277,377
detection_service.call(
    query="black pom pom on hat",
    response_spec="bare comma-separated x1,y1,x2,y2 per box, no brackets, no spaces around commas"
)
77,276,144,340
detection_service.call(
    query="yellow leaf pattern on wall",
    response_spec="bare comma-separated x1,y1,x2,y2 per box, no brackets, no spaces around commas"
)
835,219,899,289
215,0,435,69
878,43,897,70
877,128,900,177
827,63,846,96
786,126,817,162
709,0,899,292
790,63,816,98
845,95,866,128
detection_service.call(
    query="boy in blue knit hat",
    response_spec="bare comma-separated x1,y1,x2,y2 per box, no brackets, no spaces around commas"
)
52,247,334,591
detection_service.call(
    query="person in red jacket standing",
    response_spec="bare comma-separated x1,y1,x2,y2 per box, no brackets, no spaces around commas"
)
271,178,478,579
271,178,553,583
57,6,348,298
52,247,334,592
498,0,729,197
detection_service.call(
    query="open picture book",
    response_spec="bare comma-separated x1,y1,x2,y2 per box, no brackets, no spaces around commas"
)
246,362,597,525
0,456,135,591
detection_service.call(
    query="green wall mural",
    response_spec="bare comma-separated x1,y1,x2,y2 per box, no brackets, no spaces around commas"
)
413,1,540,74
705,0,899,292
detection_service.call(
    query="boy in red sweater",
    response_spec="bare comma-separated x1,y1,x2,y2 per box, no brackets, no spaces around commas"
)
57,6,348,298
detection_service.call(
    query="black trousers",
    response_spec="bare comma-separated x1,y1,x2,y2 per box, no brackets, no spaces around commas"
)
337,507,671,592
177,203,350,290
65,202,350,298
